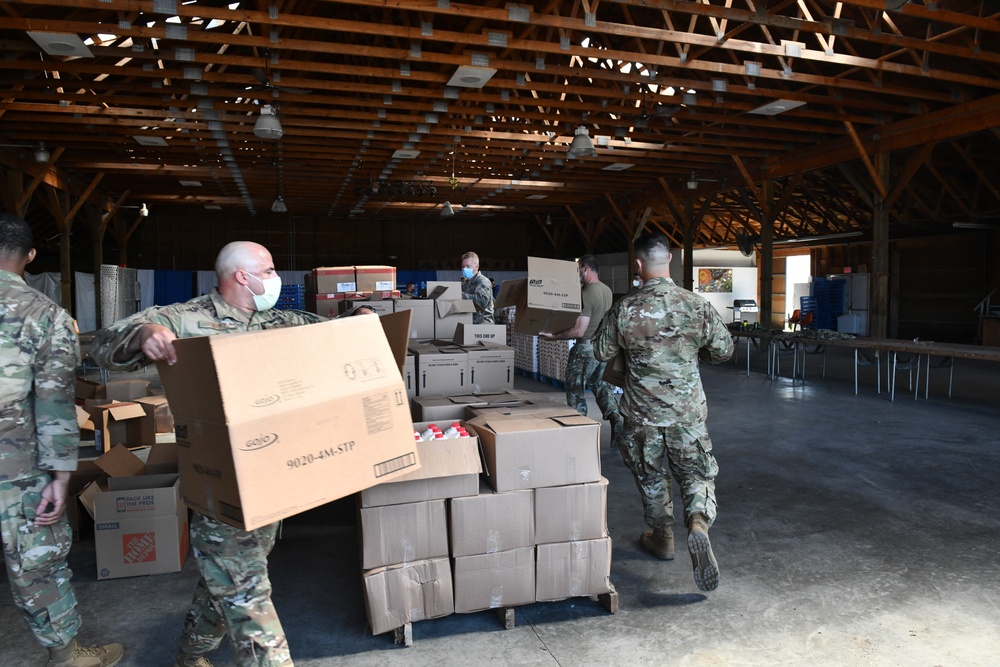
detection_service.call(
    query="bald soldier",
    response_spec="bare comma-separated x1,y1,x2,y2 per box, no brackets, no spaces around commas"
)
92,241,324,667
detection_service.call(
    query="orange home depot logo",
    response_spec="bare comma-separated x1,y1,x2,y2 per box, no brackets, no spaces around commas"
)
122,532,157,564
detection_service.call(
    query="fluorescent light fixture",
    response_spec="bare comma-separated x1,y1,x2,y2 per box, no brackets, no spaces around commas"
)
775,231,863,244
254,105,283,140
27,32,94,58
447,66,496,89
603,163,634,172
750,99,806,116
951,221,1000,229
133,135,169,146
392,149,421,159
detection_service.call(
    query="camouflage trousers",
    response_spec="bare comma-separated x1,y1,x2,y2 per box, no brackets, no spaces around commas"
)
615,416,719,532
0,474,80,648
179,511,292,667
565,341,620,420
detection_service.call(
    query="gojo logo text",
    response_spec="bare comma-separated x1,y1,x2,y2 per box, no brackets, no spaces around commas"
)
242,433,279,451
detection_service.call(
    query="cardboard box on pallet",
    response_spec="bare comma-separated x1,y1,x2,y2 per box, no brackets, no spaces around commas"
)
358,499,449,570
534,478,608,545
410,342,468,396
394,299,435,339
355,265,397,293
495,257,581,336
453,546,535,613
313,266,357,294
157,313,420,531
402,354,416,399
449,480,533,557
452,323,507,346
359,420,482,508
93,473,189,580
362,557,454,635
535,537,613,602
467,411,601,493
462,343,515,392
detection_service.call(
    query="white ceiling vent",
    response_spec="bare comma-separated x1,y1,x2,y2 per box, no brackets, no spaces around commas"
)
447,66,497,89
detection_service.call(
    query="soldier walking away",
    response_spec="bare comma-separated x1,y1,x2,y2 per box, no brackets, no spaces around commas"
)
593,233,733,591
538,254,622,434
0,212,125,667
91,241,326,667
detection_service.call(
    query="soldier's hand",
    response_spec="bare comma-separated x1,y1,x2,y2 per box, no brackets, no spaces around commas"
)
537,331,554,341
138,324,179,365
34,474,69,526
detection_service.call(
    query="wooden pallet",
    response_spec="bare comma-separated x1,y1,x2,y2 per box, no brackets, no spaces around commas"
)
391,583,618,646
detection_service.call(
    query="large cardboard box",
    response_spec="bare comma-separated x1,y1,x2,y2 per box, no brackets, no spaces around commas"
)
468,411,601,492
338,299,395,316
358,499,449,570
535,537,612,602
313,266,356,293
411,389,558,422
496,257,581,335
411,342,468,396
463,343,515,392
93,473,189,580
75,378,105,401
92,402,156,453
157,314,420,531
104,379,151,401
360,420,481,507
135,395,174,434
534,478,608,545
453,547,535,613
427,282,476,339
402,354,416,399
449,481,533,557
452,323,507,346
355,265,397,293
394,299,435,339
363,557,454,635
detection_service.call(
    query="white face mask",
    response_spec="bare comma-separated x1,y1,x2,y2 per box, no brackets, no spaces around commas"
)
244,271,282,311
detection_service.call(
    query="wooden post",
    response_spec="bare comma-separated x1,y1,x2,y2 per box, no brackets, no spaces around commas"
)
871,153,890,338
683,199,695,291
760,180,774,328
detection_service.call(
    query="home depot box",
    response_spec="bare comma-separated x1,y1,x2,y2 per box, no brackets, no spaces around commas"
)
92,473,188,580
411,342,467,396
92,402,156,453
534,478,608,545
313,266,357,293
452,323,507,346
496,257,581,335
449,481,533,557
453,546,535,613
394,299,435,339
462,343,515,392
355,265,397,292
358,499,449,570
535,537,612,602
468,411,601,492
363,557,454,635
156,314,420,531
359,421,481,507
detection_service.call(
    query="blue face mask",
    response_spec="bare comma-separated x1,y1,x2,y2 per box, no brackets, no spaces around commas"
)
461,267,474,280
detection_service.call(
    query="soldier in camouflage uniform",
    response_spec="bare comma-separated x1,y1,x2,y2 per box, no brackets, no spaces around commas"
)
0,213,124,667
593,233,733,592
538,254,621,431
460,251,495,324
91,241,324,667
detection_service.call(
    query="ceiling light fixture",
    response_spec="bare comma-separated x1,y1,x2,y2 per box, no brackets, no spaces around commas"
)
568,126,595,158
139,203,149,217
253,105,283,140
687,174,699,190
441,201,455,218
33,142,50,163
271,196,288,213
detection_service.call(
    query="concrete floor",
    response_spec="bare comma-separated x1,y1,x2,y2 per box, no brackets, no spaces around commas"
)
3,347,999,666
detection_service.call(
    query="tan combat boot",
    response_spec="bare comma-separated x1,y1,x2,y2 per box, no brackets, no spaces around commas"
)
174,654,215,667
46,639,124,667
687,513,719,592
639,526,675,560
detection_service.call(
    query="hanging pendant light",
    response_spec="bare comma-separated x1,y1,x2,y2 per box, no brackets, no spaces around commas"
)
567,126,595,158
254,105,284,140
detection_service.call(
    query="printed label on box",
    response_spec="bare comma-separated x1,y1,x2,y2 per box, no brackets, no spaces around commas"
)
337,281,357,292
122,532,157,564
375,280,394,291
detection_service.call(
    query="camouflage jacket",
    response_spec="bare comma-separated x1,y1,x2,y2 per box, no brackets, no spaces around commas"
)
91,290,326,371
461,272,495,324
592,276,733,426
0,270,80,481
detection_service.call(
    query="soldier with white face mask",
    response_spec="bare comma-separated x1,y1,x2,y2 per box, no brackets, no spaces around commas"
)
92,240,324,667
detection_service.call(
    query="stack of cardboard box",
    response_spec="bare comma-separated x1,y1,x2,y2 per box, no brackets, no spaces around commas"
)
307,265,400,317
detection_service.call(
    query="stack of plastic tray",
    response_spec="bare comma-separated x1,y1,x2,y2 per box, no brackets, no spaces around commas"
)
276,283,306,310
810,277,846,330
